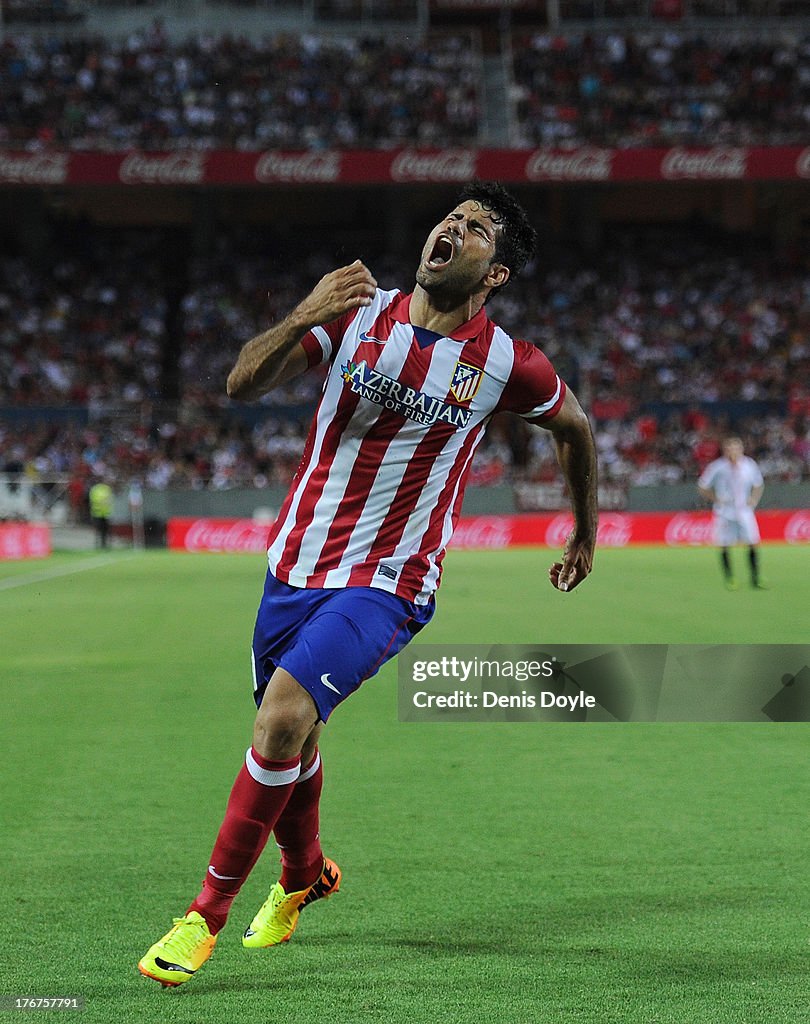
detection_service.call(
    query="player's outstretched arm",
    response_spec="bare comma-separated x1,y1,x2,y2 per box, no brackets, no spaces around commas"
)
226,260,377,401
535,389,598,592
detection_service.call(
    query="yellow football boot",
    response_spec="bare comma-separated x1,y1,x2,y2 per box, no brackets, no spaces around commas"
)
242,858,341,948
138,911,217,987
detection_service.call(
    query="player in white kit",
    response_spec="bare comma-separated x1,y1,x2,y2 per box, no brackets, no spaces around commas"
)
698,437,766,590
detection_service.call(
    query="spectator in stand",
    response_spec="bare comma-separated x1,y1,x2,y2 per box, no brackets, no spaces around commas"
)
0,31,479,152
4,29,810,152
2,228,809,490
512,31,810,147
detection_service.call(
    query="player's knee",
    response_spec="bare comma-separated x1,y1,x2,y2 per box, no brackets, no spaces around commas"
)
253,682,318,759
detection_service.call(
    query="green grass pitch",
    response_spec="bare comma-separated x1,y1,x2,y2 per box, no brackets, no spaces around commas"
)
1,545,809,1024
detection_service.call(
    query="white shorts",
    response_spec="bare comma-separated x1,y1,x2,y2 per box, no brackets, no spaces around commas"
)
713,510,760,546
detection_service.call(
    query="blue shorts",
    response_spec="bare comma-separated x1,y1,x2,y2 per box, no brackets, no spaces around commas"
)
251,570,435,722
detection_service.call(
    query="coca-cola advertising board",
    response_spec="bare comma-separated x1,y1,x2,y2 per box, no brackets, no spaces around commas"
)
454,511,809,548
0,523,51,560
167,511,808,553
167,518,269,553
449,510,807,548
2,147,810,187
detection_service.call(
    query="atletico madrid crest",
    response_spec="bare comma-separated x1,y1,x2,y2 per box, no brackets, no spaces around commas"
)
449,361,484,404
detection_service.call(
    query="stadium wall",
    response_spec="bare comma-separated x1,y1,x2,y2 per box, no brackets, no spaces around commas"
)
135,483,518,520
128,482,810,525
627,483,810,512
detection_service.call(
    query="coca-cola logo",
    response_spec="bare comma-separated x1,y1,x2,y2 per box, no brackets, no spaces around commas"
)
545,513,631,548
796,148,810,179
0,530,25,558
119,152,207,185
182,519,268,553
451,517,513,549
28,529,50,557
545,514,575,548
664,514,714,546
254,151,342,184
785,512,810,544
0,523,49,559
661,148,747,180
390,149,477,183
526,148,612,182
0,152,69,185
597,514,633,547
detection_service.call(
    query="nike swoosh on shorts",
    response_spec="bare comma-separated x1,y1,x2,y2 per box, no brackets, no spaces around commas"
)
320,674,340,694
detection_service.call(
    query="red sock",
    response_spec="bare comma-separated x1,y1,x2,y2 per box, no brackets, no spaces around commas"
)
274,748,324,893
187,747,300,934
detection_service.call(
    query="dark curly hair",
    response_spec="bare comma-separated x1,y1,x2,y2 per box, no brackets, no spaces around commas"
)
456,181,537,297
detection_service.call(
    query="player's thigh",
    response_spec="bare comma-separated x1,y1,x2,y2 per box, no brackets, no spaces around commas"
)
714,516,741,546
251,570,333,708
278,589,432,723
740,510,761,544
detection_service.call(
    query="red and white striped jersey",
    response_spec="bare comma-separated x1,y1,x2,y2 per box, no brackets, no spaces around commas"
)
266,289,566,605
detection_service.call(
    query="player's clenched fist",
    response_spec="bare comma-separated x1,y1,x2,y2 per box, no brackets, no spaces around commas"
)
548,530,595,592
297,260,377,328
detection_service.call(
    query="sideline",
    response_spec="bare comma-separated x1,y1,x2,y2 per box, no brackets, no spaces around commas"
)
0,553,136,592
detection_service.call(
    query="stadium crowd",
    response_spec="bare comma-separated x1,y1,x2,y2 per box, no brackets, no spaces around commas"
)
3,29,810,150
2,229,809,499
512,30,810,147
0,29,480,151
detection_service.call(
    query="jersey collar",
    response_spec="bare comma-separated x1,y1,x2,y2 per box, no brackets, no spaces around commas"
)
391,292,489,341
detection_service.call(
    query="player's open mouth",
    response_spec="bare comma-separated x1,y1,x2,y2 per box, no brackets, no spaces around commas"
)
425,234,455,270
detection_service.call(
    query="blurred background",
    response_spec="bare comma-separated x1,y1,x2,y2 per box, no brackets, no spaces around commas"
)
1,0,809,552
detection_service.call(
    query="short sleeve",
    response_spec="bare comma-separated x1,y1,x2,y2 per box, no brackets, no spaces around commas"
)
497,339,566,422
300,309,360,369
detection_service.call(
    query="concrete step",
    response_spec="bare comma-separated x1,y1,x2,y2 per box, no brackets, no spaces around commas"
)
482,54,514,147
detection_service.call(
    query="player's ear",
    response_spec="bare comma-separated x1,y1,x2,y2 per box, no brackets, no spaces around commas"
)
485,262,509,291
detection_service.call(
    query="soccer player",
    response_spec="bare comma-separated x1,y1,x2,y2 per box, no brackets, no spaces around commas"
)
698,436,766,590
138,182,598,986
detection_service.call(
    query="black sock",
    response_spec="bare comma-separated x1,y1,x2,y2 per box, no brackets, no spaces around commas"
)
721,549,732,580
749,546,759,585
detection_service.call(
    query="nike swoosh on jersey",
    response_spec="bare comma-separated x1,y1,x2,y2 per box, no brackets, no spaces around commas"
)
358,331,386,344
320,673,341,694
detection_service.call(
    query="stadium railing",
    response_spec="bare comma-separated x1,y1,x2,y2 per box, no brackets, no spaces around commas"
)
0,475,71,525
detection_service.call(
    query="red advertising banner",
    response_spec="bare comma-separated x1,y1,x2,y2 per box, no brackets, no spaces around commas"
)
166,517,270,553
452,510,810,548
167,510,810,553
0,523,51,560
2,146,810,187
